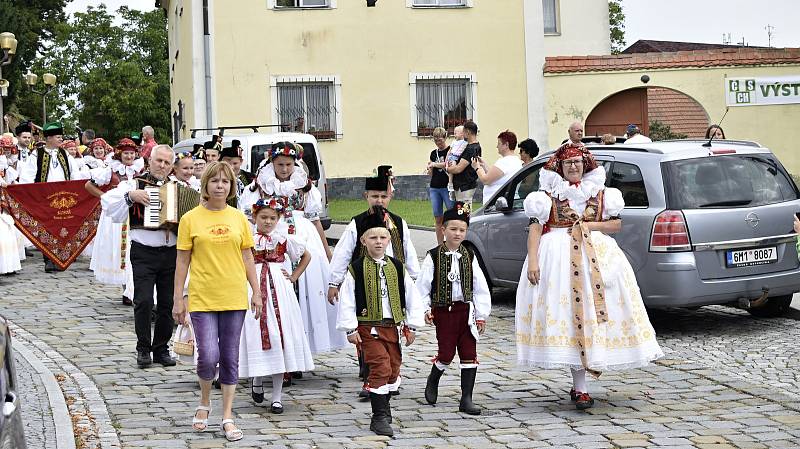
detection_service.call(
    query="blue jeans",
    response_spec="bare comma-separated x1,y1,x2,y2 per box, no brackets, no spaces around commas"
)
430,187,455,217
191,310,246,385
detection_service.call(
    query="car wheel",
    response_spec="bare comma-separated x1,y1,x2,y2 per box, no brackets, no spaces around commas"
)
747,295,793,318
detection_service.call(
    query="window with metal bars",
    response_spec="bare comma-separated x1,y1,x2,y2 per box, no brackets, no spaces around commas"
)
277,83,337,140
415,78,472,137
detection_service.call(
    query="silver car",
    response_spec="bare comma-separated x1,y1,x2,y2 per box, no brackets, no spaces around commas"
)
466,140,800,317
0,315,26,448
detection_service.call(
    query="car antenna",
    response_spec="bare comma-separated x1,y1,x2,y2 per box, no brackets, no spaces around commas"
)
703,107,730,147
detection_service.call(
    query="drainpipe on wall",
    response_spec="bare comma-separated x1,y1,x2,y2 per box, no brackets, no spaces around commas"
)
202,0,213,129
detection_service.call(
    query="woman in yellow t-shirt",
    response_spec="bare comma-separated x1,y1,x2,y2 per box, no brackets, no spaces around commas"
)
173,161,262,442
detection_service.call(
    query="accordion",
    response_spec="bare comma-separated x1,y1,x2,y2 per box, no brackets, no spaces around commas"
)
142,182,200,230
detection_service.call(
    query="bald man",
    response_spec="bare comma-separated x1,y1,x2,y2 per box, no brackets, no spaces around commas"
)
567,122,584,145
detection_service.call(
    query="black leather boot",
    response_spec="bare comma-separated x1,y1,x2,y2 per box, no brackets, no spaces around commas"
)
368,393,393,437
459,368,481,415
136,350,152,368
424,364,445,405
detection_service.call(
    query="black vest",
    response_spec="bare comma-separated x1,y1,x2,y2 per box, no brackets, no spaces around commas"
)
351,209,406,263
427,245,475,307
350,256,406,325
33,148,71,183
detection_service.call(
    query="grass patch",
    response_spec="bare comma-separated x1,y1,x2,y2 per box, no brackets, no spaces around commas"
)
328,199,480,228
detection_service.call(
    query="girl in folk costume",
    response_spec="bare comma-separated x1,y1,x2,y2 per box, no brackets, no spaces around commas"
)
80,138,112,258
241,142,347,357
85,138,144,305
0,136,22,274
516,142,663,410
169,152,201,191
238,197,314,413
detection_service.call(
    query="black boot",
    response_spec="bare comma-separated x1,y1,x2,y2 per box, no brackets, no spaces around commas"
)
424,364,445,405
385,392,392,424
136,350,152,368
458,368,481,415
44,259,56,273
368,393,393,437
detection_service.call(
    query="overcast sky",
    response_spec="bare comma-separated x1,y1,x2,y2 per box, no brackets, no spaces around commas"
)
67,0,800,49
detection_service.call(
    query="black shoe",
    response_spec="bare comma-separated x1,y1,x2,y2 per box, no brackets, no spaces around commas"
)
153,351,176,366
291,371,302,379
251,380,264,404
121,296,133,306
424,364,444,405
282,372,292,387
575,392,595,410
25,248,34,257
44,259,56,273
358,383,370,401
270,401,284,414
137,351,152,368
368,393,393,437
458,368,481,415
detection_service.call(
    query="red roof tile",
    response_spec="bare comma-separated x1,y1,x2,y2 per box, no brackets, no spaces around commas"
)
544,48,800,74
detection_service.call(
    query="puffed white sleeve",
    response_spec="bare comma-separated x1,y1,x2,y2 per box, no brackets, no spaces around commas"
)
303,185,323,221
335,270,358,332
329,220,358,285
69,157,90,180
523,191,551,223
403,269,426,330
101,180,135,223
415,254,435,311
89,166,112,186
401,220,420,279
286,234,308,264
4,166,18,185
602,187,625,219
471,256,492,321
17,157,35,184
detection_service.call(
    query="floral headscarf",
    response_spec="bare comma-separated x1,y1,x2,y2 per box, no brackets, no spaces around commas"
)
543,142,599,178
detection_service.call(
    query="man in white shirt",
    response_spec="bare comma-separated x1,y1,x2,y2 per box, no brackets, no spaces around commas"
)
624,124,652,144
14,122,33,166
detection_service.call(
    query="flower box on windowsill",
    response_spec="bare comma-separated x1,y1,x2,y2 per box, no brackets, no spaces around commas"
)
417,127,434,137
309,130,336,140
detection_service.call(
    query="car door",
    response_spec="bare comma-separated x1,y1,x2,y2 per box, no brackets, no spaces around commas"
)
0,320,26,449
605,159,652,272
484,162,544,283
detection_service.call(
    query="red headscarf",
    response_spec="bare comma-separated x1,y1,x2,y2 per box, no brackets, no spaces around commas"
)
543,142,598,178
60,140,81,157
89,138,111,154
114,138,138,160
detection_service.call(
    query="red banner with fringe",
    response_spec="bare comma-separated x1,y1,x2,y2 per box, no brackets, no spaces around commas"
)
2,180,101,270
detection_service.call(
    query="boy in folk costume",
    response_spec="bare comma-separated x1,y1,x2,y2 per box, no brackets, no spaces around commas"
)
328,166,420,398
336,212,425,437
416,202,491,415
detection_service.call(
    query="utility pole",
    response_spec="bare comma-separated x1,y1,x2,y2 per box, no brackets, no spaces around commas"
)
765,24,775,47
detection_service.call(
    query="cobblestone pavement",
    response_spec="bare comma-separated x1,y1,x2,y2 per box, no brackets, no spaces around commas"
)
2,256,800,449
14,350,58,449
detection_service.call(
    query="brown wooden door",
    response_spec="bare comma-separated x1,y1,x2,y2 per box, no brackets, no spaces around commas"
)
586,88,648,137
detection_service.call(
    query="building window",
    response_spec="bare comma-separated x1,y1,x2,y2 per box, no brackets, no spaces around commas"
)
409,0,469,7
271,75,342,140
410,73,476,137
273,0,332,8
542,0,559,34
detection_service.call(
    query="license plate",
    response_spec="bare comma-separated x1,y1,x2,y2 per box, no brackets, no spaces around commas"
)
726,246,778,268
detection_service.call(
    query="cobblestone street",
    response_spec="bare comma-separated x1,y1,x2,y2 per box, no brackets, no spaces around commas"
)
3,254,800,449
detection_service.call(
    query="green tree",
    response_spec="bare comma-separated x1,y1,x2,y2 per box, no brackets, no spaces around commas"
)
609,0,625,54
649,120,688,141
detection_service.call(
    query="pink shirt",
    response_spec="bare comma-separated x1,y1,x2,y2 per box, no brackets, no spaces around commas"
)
141,137,157,159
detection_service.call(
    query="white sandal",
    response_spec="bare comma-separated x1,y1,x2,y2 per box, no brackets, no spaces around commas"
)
221,419,243,442
192,405,211,431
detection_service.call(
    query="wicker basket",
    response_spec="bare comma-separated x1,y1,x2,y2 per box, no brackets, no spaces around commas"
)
174,325,194,356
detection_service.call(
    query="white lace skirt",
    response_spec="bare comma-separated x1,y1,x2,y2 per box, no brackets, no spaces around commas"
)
89,211,129,285
516,227,663,371
0,214,21,274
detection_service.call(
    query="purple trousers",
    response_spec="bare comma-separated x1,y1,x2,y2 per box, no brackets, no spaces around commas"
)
190,310,246,385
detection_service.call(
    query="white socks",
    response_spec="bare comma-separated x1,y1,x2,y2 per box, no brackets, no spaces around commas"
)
571,368,587,393
271,374,283,404
435,361,448,371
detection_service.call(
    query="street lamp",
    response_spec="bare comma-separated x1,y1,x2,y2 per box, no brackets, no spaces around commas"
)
25,71,57,126
0,32,18,134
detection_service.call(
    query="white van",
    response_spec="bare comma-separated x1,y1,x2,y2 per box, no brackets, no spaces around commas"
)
174,128,331,229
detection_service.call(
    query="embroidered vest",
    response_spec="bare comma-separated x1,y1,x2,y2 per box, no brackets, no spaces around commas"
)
547,190,605,228
34,148,71,183
352,210,406,264
128,173,164,229
253,240,287,264
427,244,474,307
348,256,406,325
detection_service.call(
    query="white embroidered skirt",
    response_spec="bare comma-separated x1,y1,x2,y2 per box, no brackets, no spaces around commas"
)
89,211,129,285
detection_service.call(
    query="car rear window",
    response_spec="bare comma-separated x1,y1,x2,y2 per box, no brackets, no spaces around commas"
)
664,155,798,209
251,143,320,180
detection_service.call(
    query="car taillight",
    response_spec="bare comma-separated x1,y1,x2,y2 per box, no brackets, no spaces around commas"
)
650,210,691,252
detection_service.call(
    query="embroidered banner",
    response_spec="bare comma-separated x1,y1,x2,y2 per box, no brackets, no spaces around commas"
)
2,180,101,270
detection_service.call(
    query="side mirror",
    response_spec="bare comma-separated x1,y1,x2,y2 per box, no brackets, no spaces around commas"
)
495,196,510,211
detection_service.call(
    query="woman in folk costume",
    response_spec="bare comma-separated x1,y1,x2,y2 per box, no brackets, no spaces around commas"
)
0,136,22,274
85,138,144,305
241,143,347,357
516,142,663,410
80,138,112,258
238,196,314,413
